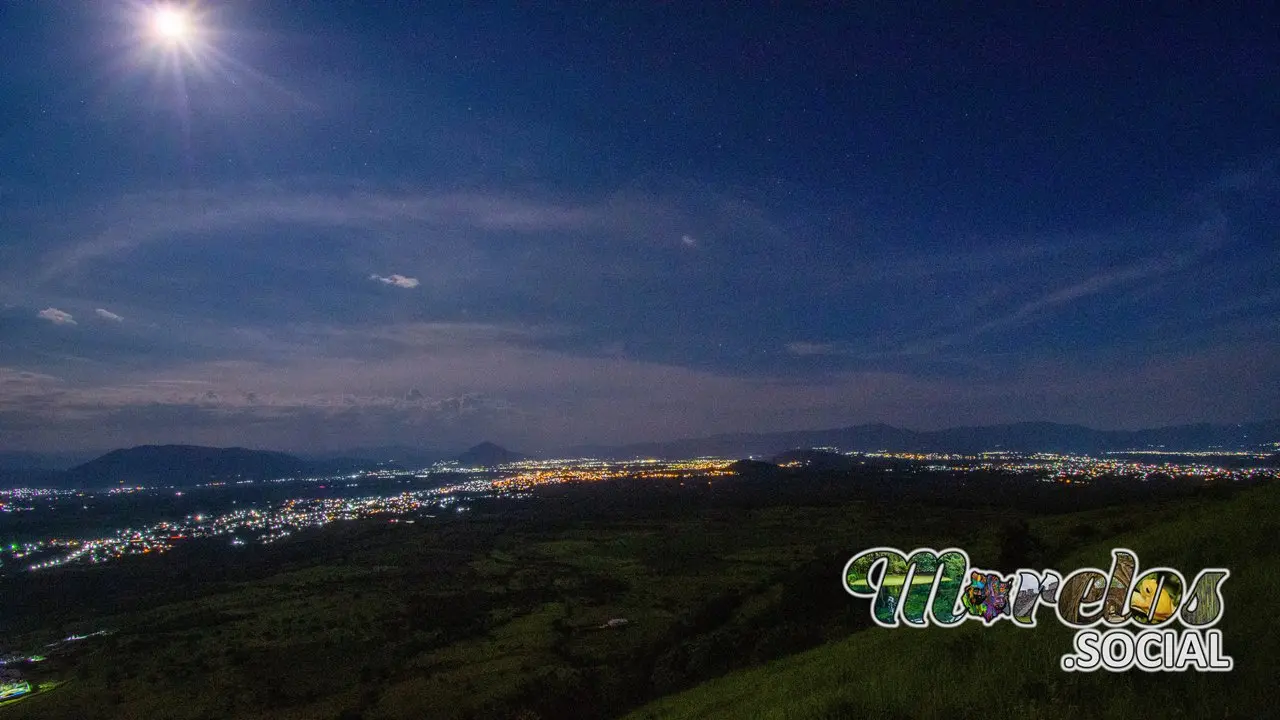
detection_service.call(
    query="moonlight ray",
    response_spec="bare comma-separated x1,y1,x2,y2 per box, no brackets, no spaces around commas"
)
116,3,314,124
102,2,215,177
151,6,192,43
95,2,311,181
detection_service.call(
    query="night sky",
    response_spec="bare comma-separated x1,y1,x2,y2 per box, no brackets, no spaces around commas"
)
1,2,1276,452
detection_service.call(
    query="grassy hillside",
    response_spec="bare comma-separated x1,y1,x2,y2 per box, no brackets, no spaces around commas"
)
625,483,1280,720
1,479,1269,719
0,493,1003,720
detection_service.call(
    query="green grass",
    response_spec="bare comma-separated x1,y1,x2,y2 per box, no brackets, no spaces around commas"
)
624,483,1280,720
1,500,918,719
5,484,1274,719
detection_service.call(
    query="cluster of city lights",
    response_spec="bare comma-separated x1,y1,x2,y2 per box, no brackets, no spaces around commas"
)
3,452,1275,574
492,457,733,491
0,488,81,514
11,479,509,572
1104,450,1272,458
2,459,741,572
835,450,1280,485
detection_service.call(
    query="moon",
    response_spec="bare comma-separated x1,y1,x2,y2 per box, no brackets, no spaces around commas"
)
151,6,191,43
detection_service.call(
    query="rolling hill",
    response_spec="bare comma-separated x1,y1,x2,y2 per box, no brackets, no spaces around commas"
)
62,445,313,488
454,441,526,467
625,482,1280,719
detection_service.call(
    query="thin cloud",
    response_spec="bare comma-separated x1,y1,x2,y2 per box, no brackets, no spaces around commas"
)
369,273,420,289
95,308,124,322
905,246,1214,354
37,307,76,325
18,185,772,289
786,342,842,356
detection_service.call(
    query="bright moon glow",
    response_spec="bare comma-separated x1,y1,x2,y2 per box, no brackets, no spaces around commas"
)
152,7,190,41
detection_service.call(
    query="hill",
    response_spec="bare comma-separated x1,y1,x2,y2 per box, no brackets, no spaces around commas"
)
3,466,1273,718
454,441,525,467
63,445,313,488
625,483,1280,719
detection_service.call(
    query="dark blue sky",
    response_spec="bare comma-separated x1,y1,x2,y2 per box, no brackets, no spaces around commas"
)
1,1,1276,452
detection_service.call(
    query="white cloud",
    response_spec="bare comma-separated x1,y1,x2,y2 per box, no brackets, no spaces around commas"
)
95,308,124,322
681,234,697,247
786,341,840,356
369,273,420,289
37,307,76,325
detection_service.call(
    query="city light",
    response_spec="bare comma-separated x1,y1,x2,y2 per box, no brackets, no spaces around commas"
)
2,453,1275,574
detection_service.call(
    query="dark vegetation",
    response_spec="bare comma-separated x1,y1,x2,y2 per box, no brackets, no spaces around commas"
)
0,465,1271,719
627,479,1280,720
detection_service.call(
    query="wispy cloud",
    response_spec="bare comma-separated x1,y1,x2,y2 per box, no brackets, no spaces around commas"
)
368,273,420,289
785,341,843,357
965,259,1173,338
37,307,76,325
9,183,773,291
1,164,1273,452
901,226,1229,354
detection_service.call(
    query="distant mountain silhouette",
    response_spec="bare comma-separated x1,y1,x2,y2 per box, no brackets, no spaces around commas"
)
565,419,1280,459
455,442,525,467
64,445,312,488
4,419,1275,490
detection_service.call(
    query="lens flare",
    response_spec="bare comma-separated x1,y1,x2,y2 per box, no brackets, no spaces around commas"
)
151,6,191,42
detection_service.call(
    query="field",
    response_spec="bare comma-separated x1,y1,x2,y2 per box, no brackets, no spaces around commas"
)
626,482,1280,719
0,473,1271,719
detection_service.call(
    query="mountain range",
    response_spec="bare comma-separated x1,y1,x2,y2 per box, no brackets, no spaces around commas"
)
562,419,1280,459
0,442,528,489
1,420,1276,489
63,445,315,487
